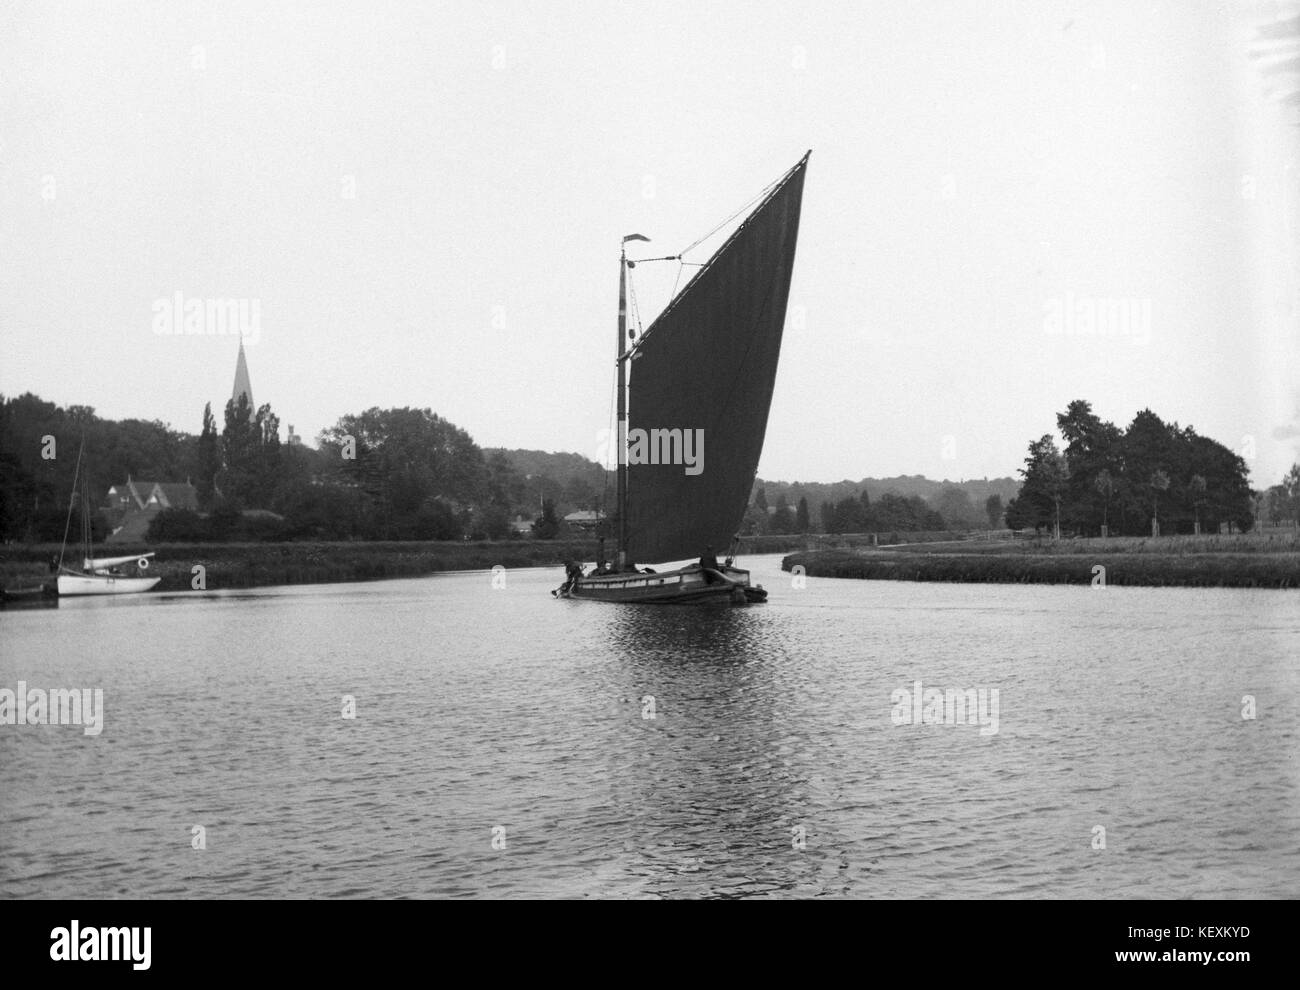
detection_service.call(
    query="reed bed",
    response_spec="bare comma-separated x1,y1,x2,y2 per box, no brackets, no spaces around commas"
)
783,533,1300,589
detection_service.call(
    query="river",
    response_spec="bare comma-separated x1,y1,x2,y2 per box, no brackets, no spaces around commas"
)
2,553,1297,898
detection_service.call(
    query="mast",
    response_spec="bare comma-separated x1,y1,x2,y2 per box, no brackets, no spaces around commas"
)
617,233,649,571
58,439,85,573
617,244,628,571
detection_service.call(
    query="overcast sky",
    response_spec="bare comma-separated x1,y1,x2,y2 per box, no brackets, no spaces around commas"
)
3,0,1297,485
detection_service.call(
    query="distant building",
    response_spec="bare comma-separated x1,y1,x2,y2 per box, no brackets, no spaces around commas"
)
102,479,200,544
287,424,303,446
563,510,604,533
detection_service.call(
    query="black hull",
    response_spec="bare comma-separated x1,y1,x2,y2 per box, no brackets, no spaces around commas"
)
557,564,764,605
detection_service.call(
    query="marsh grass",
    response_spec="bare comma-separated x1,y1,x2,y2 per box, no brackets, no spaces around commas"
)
783,529,1300,588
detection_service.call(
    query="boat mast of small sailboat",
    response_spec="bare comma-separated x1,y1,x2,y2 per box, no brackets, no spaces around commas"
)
55,439,87,575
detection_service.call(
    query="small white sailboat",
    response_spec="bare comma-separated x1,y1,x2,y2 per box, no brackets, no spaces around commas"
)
55,442,161,597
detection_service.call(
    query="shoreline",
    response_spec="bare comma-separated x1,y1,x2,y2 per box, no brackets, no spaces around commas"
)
6,531,1296,595
783,533,1300,589
0,539,601,594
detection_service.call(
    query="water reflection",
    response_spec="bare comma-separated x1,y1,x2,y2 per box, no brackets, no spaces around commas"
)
593,605,827,896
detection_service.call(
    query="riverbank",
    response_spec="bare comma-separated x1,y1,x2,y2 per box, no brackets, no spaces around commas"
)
782,531,1300,589
0,532,957,595
0,539,600,593
736,530,967,554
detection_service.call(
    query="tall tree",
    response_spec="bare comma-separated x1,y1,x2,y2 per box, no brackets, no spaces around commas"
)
532,498,560,540
1055,399,1123,534
831,494,866,533
1149,469,1170,536
770,494,795,534
320,407,487,540
220,393,257,507
1278,463,1300,526
935,485,978,530
196,402,220,510
1094,469,1115,537
984,493,1003,529
1189,474,1207,535
1014,434,1066,536
819,500,836,534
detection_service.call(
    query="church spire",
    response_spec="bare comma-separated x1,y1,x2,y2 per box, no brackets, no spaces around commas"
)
232,334,254,410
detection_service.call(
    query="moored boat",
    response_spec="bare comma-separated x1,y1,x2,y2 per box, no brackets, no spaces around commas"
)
56,573,160,596
54,441,162,597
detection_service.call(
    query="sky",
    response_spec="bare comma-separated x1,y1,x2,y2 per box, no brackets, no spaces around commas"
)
2,0,1297,486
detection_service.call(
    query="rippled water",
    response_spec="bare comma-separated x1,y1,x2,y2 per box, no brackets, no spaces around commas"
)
2,554,1297,898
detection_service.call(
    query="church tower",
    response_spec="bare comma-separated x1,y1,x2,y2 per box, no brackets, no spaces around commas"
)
231,337,254,410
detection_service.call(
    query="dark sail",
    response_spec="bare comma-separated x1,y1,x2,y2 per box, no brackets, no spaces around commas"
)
626,153,808,564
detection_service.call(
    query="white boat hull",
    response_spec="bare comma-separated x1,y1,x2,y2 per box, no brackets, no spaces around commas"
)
57,574,161,596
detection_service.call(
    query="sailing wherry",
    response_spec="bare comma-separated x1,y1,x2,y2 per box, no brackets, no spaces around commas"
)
556,152,809,605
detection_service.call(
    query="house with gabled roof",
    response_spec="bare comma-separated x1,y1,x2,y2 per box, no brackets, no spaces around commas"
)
563,509,604,533
103,478,200,543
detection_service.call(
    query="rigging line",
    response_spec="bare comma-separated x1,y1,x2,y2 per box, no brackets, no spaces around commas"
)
637,161,803,352
633,172,785,341
58,438,84,572
678,173,783,258
669,261,707,304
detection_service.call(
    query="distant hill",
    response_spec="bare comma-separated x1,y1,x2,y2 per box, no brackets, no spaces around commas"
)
486,451,1019,522
487,449,613,512
753,475,1020,514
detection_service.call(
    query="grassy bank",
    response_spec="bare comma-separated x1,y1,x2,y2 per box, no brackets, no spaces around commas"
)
782,531,1300,589
738,530,969,554
0,539,599,593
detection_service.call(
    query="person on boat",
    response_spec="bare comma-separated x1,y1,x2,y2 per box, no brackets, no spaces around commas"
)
560,559,584,593
699,545,724,584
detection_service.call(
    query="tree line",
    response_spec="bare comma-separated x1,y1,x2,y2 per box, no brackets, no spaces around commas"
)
6,390,1289,546
742,485,1005,536
0,392,606,544
1004,400,1259,537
